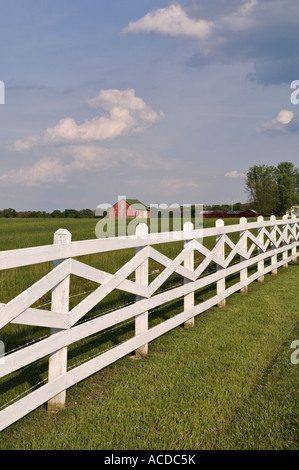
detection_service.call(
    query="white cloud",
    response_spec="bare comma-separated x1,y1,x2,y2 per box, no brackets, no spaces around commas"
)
0,157,67,187
2,88,165,187
0,146,148,187
225,170,246,178
10,88,163,149
222,0,258,31
9,135,40,152
122,1,299,87
256,110,294,133
122,1,259,40
123,4,213,39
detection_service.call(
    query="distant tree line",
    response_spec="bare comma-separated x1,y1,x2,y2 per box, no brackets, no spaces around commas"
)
0,208,96,218
246,161,299,217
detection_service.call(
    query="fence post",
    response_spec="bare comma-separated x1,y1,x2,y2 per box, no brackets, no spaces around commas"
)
270,215,278,274
47,229,71,412
291,214,297,262
239,217,248,294
135,223,149,359
257,216,264,282
282,215,288,268
216,219,226,307
183,221,194,328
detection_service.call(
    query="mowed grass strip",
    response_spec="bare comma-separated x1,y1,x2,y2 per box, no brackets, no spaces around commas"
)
0,258,298,449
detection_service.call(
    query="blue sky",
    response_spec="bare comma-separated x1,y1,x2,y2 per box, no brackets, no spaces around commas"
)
0,0,298,211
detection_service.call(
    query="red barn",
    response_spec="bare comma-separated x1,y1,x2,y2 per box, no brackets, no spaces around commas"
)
225,210,259,218
200,211,226,218
109,198,150,219
200,209,259,219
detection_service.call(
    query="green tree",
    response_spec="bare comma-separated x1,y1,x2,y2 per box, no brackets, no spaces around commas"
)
246,165,278,216
276,162,298,215
51,210,63,218
78,209,95,218
246,162,299,216
3,208,17,218
63,209,79,218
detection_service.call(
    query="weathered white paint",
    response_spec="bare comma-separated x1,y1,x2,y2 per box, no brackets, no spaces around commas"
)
184,222,195,328
239,217,248,294
135,224,149,358
257,216,265,282
270,216,278,274
216,219,226,308
48,229,71,412
291,214,298,262
282,215,289,268
0,259,71,329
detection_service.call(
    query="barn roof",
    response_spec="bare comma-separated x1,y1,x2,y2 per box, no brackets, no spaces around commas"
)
125,199,149,210
200,210,225,214
227,209,258,215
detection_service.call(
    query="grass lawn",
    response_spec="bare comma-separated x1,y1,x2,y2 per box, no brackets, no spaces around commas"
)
0,217,298,449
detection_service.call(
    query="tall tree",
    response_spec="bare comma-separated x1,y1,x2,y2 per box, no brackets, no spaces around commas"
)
246,162,299,216
246,165,278,216
276,162,298,215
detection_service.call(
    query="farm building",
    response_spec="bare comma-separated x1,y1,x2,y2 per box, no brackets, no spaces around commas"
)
109,198,150,219
200,210,226,219
226,209,259,218
200,209,259,218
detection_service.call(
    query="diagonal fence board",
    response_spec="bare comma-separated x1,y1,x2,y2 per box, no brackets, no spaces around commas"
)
67,246,150,328
70,259,148,298
6,305,68,329
148,245,195,281
0,248,298,432
0,217,298,431
1,238,298,380
0,259,71,329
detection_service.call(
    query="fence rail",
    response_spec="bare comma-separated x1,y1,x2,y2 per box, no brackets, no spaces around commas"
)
0,215,298,430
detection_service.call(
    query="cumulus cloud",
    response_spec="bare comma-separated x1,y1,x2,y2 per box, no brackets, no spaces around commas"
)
0,146,148,187
2,88,165,186
225,170,247,178
11,88,163,149
256,110,294,134
221,0,258,31
0,157,67,187
123,0,299,85
9,135,40,152
122,4,213,39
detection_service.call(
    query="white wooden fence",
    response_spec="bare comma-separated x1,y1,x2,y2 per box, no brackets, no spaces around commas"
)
0,215,298,431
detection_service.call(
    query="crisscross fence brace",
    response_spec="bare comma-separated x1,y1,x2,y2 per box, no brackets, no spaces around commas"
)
0,215,298,430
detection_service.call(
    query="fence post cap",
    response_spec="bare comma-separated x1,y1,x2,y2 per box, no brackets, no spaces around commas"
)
183,221,194,231
216,219,224,227
54,228,71,235
53,229,72,243
135,223,149,237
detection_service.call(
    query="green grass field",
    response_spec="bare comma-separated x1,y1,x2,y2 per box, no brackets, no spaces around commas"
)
0,217,298,449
